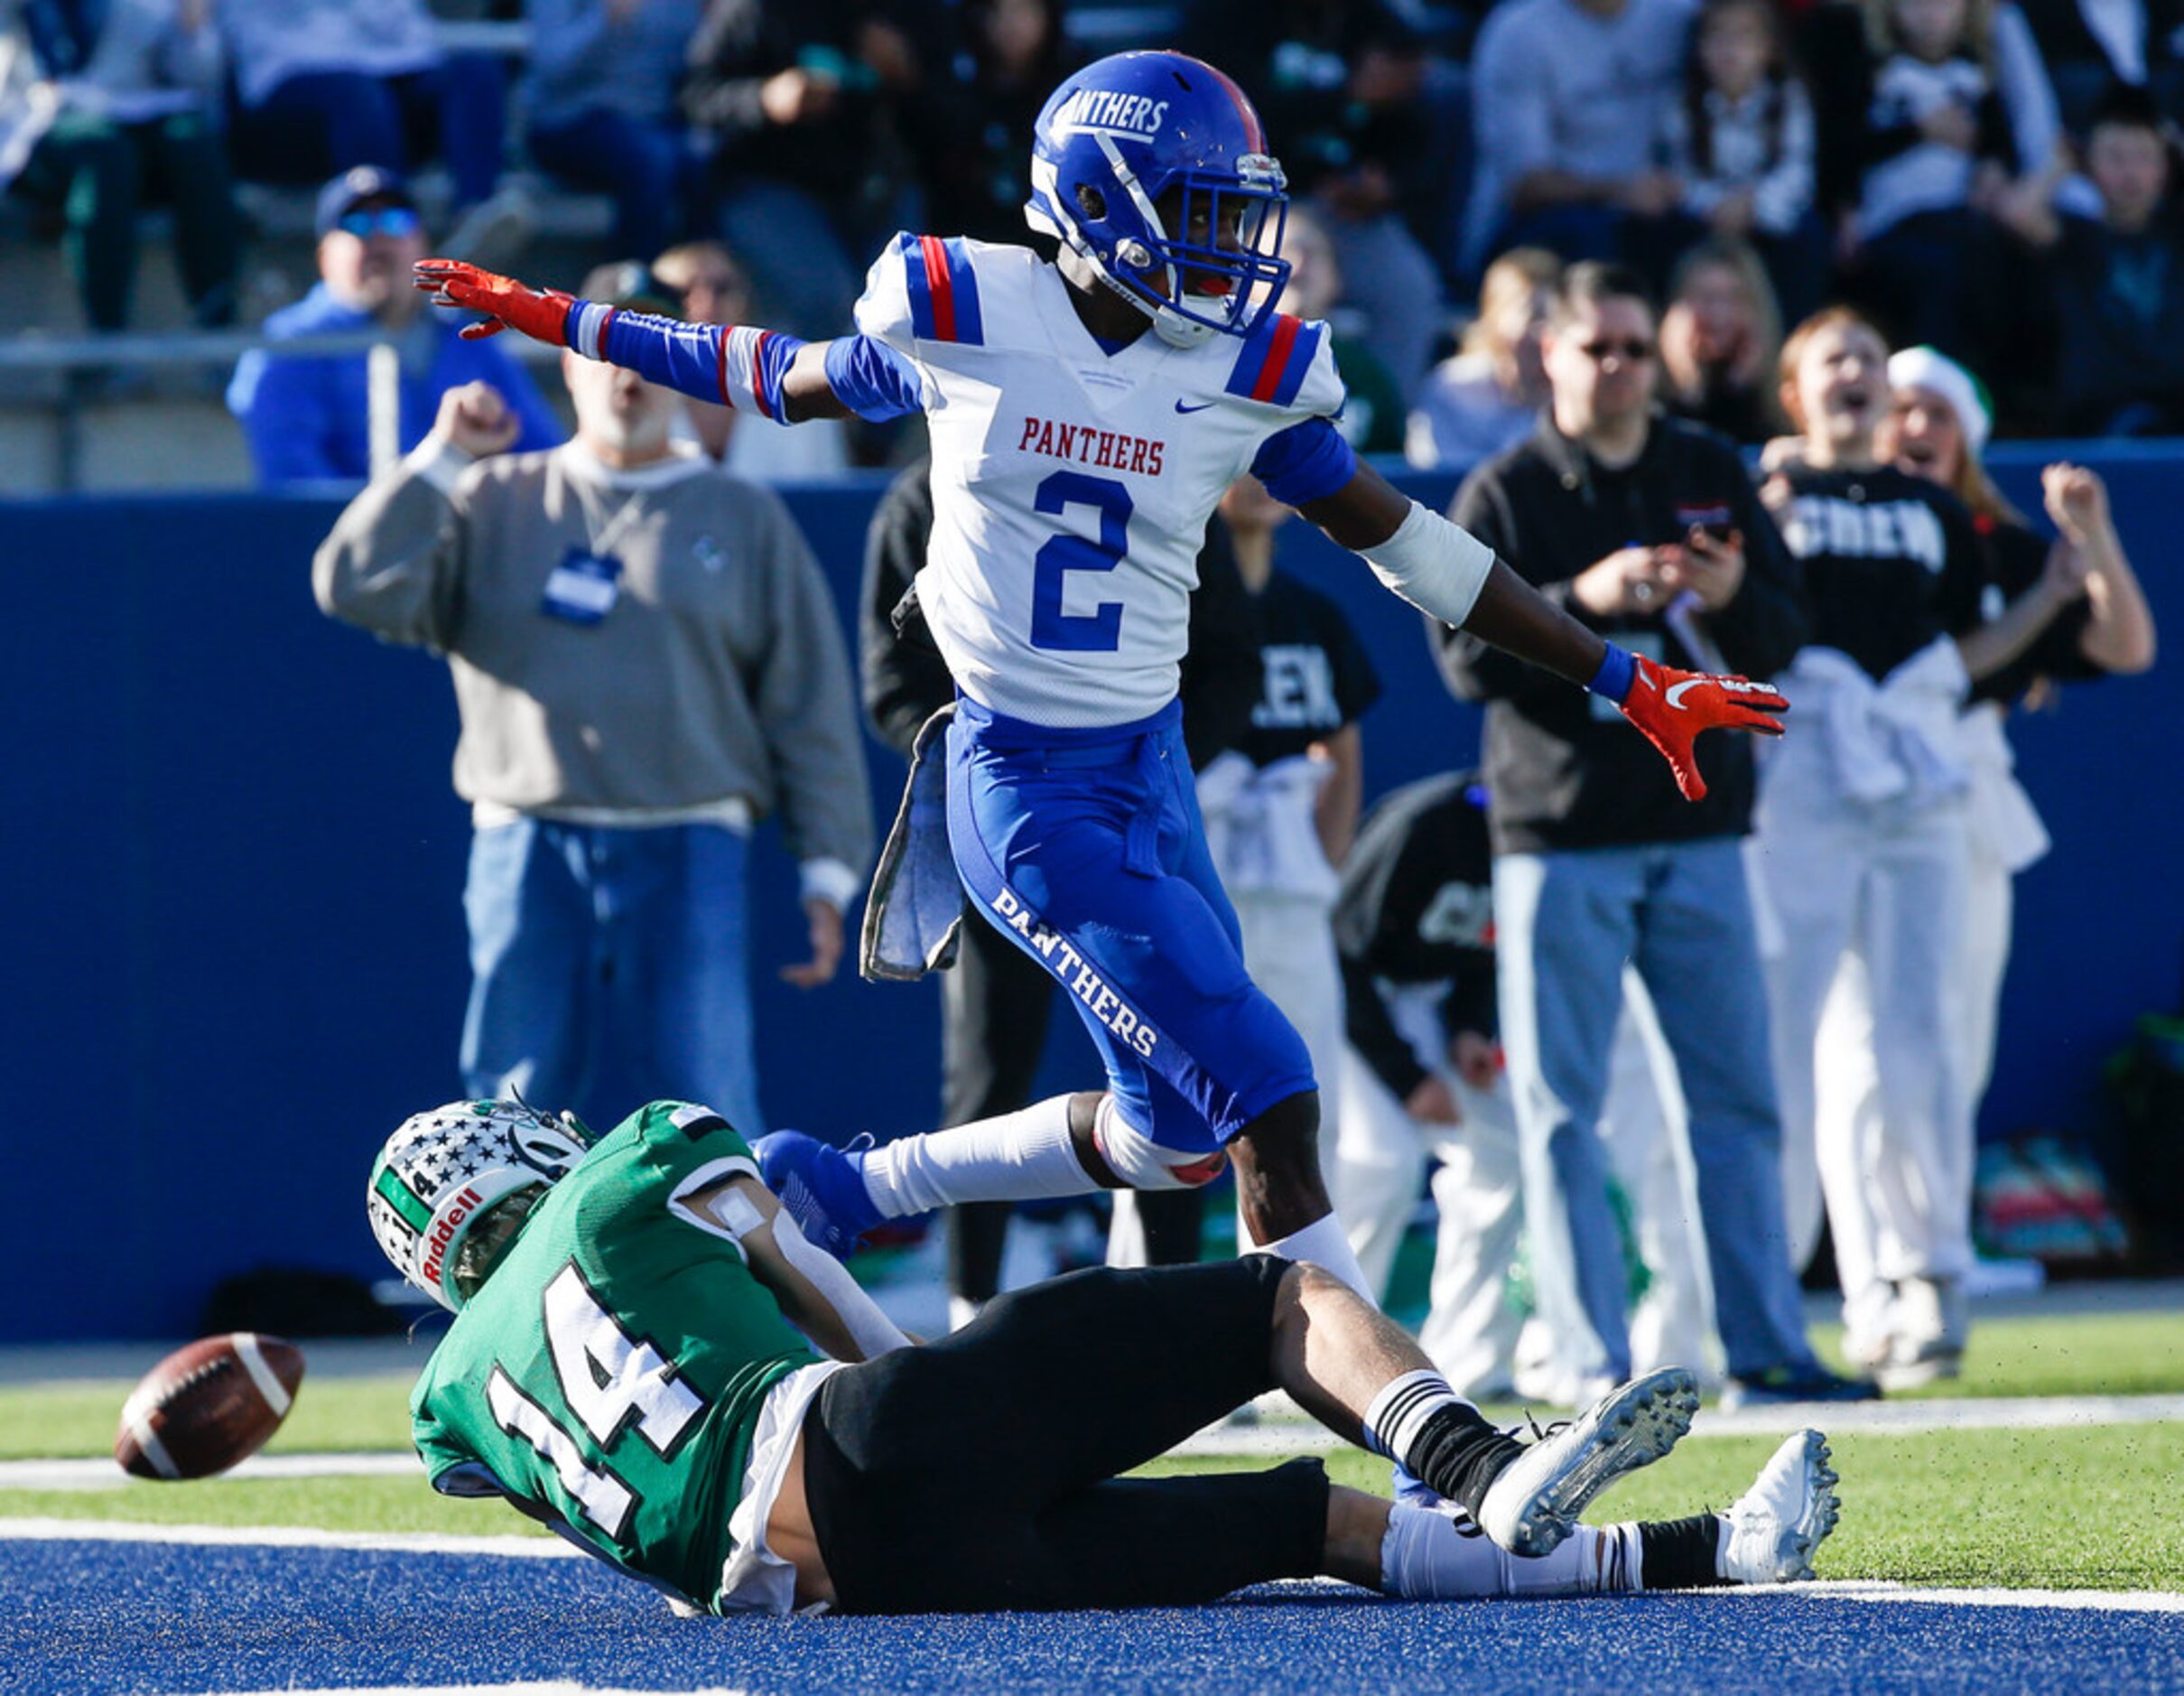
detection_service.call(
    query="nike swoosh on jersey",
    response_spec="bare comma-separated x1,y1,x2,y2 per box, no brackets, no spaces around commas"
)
1174,399,1215,414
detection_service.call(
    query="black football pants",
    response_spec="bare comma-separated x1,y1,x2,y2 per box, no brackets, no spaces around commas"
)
803,1257,1328,1613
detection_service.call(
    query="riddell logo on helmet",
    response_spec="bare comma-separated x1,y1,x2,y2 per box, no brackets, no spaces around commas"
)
1052,89,1169,139
419,1185,485,1286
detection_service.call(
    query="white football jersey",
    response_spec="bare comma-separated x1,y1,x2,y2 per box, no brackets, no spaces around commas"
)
855,233,1347,727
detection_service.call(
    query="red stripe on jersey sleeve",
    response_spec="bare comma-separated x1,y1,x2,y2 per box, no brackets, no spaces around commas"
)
1250,315,1300,404
919,235,958,343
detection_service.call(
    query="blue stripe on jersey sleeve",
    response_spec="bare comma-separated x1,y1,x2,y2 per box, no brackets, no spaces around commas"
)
941,238,984,346
1250,415,1357,508
899,232,936,340
1225,321,1277,398
599,309,730,404
1270,321,1324,408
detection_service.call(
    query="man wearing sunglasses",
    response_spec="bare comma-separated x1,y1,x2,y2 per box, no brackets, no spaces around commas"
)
228,167,561,487
1431,261,1871,1411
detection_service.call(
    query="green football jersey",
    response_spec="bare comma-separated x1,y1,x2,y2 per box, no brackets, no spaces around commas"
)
411,1101,821,1609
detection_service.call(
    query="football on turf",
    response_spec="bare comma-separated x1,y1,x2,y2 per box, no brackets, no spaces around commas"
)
114,1333,305,1480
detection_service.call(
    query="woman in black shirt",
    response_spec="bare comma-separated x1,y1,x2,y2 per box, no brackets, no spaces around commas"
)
1802,349,2154,1375
1749,306,2040,1393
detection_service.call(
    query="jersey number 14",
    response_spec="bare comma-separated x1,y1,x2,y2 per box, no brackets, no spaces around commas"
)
487,1263,703,1540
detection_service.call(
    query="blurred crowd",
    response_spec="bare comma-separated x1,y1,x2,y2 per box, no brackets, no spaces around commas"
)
2,0,2180,454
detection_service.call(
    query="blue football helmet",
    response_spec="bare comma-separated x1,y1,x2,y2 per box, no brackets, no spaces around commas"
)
1027,51,1290,348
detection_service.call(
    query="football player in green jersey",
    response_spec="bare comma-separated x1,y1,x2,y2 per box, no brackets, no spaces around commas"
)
368,1097,1842,1617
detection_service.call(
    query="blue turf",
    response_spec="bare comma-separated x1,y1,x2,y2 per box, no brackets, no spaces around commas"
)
4,1539,2179,1694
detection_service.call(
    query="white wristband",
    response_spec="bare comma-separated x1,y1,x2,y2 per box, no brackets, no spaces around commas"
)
404,435,475,497
1360,499,1496,628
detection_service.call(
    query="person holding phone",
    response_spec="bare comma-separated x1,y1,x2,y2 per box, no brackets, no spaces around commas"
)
1433,262,1867,1408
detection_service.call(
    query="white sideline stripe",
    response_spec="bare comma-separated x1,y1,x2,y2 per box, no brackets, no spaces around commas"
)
1174,1392,2184,1458
234,1334,293,1419
0,1522,2175,1617
224,1687,748,1695
1254,1576,2184,1614
0,1517,577,1559
0,1451,422,1491
229,1688,749,1696
1741,1580,2184,1615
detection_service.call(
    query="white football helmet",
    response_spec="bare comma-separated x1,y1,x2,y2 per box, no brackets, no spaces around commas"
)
367,1098,591,1312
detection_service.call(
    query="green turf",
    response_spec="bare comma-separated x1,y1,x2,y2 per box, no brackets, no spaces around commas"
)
0,1375,423,1461
9,1308,2180,1466
1806,1311,2184,1401
6,1423,2178,1590
0,1475,549,1538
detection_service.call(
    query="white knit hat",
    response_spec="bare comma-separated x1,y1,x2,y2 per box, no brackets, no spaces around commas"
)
1887,346,1992,457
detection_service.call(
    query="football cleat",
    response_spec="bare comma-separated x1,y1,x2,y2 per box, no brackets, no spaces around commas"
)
753,1131,882,1259
1476,1366,1700,1557
1720,1429,1841,1584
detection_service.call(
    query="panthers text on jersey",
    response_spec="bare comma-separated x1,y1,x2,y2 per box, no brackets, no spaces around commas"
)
856,234,1347,727
409,1102,820,1612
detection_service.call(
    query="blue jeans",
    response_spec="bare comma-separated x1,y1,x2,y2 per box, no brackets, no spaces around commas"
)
459,819,760,1135
1493,837,1816,1382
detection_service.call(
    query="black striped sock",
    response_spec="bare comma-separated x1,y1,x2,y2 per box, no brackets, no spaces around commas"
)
1362,1370,1523,1516
1637,1514,1727,1590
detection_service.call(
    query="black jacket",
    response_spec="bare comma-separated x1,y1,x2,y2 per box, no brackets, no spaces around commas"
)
860,459,1262,767
1334,772,1499,1103
1435,415,1807,855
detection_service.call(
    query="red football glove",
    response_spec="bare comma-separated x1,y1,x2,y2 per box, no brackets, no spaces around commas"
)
1618,654,1788,802
414,258,574,346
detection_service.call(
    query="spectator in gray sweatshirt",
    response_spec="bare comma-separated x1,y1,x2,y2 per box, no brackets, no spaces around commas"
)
313,261,872,1135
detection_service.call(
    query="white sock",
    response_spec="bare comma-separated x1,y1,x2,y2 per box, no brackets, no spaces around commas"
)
1380,1508,1645,1599
1106,1189,1150,1269
860,1095,1094,1218
1250,1208,1376,1303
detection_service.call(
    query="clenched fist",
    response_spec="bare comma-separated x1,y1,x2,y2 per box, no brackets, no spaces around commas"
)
429,381,520,459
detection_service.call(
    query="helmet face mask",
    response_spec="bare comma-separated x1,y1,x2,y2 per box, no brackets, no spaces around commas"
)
366,1099,592,1312
1028,51,1292,347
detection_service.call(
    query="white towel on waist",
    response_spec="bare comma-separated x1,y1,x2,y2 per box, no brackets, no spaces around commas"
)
1957,701,2050,873
1785,639,1971,811
1196,750,1339,903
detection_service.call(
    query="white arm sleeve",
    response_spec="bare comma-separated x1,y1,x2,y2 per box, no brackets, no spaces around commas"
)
700,1186,911,1360
1360,499,1497,629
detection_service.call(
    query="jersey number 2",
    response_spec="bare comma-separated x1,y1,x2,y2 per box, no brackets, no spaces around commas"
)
1032,471,1131,653
488,1263,704,1538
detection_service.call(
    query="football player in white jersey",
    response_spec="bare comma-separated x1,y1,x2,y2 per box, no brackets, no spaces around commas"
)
414,51,1783,1341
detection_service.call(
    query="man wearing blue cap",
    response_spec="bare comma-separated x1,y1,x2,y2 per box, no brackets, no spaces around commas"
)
228,167,561,487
